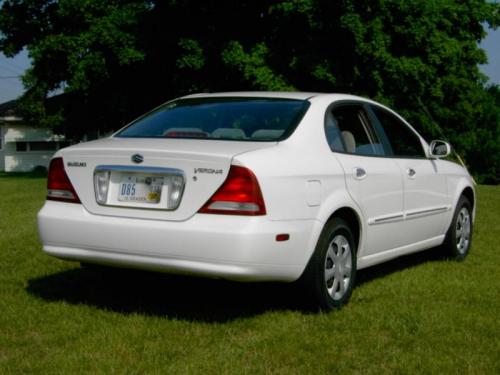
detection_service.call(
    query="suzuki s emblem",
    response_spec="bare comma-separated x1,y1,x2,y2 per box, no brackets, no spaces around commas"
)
131,154,144,164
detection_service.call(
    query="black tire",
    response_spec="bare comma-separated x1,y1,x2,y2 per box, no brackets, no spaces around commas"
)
301,217,357,310
441,195,473,260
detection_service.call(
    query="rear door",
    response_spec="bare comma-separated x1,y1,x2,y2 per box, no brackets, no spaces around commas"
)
369,105,450,244
326,102,406,256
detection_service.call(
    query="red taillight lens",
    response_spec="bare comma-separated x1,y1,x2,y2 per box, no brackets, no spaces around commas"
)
199,165,266,215
47,158,81,203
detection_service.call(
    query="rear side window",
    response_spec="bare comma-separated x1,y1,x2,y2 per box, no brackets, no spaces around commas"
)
116,98,310,141
371,106,425,158
325,104,384,156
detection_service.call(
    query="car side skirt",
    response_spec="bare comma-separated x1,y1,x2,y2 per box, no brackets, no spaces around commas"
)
357,235,445,270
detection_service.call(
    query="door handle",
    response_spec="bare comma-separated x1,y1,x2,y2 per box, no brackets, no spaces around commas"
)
407,168,416,178
353,167,367,180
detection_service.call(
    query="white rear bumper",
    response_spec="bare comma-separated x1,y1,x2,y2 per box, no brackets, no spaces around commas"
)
37,201,318,281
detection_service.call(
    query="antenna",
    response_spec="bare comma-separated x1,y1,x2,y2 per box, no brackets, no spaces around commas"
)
416,96,476,185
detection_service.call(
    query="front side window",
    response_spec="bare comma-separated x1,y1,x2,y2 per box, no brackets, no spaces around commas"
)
325,104,384,156
116,98,310,141
371,106,425,158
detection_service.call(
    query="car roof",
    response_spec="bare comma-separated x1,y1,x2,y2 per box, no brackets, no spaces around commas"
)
182,91,319,100
181,91,373,103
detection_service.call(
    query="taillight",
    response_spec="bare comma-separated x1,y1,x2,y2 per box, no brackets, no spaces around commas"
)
199,165,266,215
47,158,81,203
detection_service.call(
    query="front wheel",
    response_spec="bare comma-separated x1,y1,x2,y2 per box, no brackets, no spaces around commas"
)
301,218,357,310
441,195,473,260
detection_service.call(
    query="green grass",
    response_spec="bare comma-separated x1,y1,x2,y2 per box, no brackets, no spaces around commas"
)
1,174,499,374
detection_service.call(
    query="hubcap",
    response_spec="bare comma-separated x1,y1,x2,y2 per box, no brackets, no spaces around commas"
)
455,207,471,254
324,234,352,300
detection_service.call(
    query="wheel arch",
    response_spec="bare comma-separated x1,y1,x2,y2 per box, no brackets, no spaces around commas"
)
325,207,361,251
446,177,476,233
299,192,365,279
461,186,475,211
315,191,365,257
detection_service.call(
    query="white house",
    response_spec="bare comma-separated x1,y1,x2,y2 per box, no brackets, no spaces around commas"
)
0,100,69,172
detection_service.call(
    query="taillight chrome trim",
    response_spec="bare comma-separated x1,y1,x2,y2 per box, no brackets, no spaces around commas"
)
205,201,261,212
47,189,77,200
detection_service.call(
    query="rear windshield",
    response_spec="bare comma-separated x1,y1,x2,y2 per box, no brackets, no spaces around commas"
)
116,97,310,141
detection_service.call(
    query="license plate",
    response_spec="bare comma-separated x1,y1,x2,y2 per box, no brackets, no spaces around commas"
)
118,174,165,203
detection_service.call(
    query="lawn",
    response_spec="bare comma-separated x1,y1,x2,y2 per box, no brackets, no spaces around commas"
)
0,173,499,374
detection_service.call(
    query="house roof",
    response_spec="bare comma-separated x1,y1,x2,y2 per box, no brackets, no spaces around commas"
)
0,100,19,118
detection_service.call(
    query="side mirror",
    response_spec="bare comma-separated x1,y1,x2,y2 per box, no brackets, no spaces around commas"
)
429,140,451,158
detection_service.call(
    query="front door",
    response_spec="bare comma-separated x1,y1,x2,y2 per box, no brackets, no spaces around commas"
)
369,105,449,245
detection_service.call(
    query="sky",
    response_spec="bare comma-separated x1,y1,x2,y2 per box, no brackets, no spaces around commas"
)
479,27,500,84
0,48,30,103
0,29,499,104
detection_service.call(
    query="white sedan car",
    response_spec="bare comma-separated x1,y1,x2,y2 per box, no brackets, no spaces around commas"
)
38,92,475,309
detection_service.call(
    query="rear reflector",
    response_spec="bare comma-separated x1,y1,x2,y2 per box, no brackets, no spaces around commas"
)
276,234,290,242
199,165,266,215
47,158,81,203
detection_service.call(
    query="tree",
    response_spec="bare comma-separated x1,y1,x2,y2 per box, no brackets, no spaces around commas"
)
1,0,499,182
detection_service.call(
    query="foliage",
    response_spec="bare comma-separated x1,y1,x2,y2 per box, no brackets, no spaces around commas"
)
0,0,499,182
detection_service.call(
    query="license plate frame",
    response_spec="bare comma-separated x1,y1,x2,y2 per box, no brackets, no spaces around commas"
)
94,165,185,210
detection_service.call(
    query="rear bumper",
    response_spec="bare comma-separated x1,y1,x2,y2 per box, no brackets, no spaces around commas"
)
37,201,318,281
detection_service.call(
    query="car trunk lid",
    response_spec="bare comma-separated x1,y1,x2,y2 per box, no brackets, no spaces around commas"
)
59,137,274,221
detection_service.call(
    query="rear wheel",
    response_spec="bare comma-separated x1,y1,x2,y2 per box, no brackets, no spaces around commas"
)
301,218,357,310
442,195,473,260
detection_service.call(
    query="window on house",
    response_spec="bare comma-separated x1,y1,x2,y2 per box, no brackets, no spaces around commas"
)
30,142,58,151
16,142,28,152
16,141,62,152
